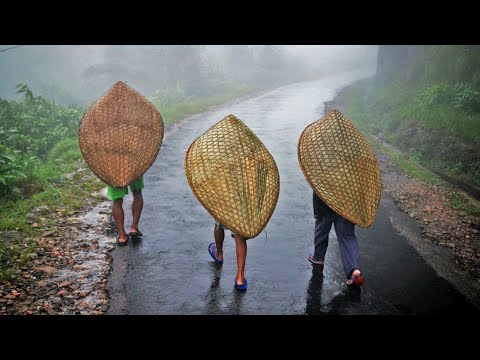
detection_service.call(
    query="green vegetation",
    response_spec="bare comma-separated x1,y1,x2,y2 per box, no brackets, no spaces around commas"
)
0,237,37,281
337,45,480,217
338,82,480,217
373,82,480,186
0,84,83,199
337,82,446,187
416,45,480,86
366,46,480,187
0,84,91,281
447,192,480,217
370,81,480,143
374,141,445,187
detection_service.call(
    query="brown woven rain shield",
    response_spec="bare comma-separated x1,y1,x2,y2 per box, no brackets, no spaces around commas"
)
185,114,280,239
298,109,381,228
78,81,164,188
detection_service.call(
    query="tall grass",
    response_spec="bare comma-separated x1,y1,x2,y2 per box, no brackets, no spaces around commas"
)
400,103,480,143
336,83,445,186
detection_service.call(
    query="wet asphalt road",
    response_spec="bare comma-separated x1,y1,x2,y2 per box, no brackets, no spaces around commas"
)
106,72,480,315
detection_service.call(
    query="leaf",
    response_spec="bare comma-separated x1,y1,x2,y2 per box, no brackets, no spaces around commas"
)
1,155,14,162
15,83,28,93
12,170,27,179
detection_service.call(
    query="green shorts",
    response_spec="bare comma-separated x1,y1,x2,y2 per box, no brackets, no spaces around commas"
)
107,176,144,201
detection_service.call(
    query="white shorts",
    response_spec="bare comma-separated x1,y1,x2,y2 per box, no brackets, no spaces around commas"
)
214,219,236,236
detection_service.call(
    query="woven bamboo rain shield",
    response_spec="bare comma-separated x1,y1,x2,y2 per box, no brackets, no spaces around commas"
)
185,115,280,239
298,109,382,228
78,81,164,188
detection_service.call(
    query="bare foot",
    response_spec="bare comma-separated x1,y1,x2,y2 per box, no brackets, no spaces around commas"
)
347,269,364,285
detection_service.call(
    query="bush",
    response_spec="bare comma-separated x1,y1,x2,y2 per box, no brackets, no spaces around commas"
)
150,84,190,108
415,82,480,114
409,148,424,163
0,145,27,197
0,85,83,198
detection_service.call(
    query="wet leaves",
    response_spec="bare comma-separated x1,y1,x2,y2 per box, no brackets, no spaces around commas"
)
43,301,55,315
0,186,114,315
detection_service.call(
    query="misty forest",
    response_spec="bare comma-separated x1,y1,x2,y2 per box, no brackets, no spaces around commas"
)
1,45,479,315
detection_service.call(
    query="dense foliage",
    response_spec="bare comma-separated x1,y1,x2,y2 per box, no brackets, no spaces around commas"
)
0,85,82,198
352,45,480,187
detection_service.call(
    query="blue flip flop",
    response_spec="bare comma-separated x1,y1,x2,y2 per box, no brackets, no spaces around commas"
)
234,278,248,292
208,243,223,264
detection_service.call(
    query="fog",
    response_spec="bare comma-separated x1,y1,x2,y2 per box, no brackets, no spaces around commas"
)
0,45,378,105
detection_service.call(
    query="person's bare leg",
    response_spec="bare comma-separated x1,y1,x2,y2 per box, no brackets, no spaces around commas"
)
112,198,128,244
130,190,143,233
234,234,247,285
212,224,225,261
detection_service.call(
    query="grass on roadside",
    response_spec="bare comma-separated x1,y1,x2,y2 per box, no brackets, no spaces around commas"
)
338,83,480,217
372,140,446,186
339,86,446,187
155,86,250,125
447,192,480,217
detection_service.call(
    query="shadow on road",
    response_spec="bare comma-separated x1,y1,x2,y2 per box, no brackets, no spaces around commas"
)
204,262,246,315
305,266,362,315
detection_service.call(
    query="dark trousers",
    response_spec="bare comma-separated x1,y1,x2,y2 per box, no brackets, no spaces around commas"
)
313,192,360,278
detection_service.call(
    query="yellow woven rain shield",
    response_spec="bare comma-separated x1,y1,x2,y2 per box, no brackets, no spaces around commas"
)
297,109,381,228
78,81,164,188
185,114,280,239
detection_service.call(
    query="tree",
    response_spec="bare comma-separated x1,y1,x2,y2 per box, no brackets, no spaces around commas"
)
224,45,251,82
